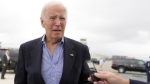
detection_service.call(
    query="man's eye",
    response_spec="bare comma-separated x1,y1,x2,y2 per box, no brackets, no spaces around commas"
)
50,17,55,20
60,18,65,20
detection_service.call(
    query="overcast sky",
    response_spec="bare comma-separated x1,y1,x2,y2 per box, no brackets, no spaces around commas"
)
0,0,150,61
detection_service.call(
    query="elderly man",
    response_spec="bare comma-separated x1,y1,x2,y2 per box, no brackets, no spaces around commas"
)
14,1,92,84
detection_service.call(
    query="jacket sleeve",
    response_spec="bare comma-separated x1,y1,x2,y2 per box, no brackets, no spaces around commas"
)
130,79,150,84
14,45,27,84
79,45,92,84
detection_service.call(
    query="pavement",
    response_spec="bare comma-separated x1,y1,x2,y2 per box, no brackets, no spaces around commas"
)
0,70,15,84
95,60,117,72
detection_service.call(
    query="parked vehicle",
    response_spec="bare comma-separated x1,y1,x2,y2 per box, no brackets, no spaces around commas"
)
91,58,99,65
0,48,18,72
111,59,146,73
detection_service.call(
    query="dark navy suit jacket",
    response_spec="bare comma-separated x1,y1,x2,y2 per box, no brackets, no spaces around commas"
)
14,37,92,84
130,79,150,84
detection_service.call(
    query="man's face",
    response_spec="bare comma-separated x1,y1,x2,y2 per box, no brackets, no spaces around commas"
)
5,50,9,54
41,4,67,40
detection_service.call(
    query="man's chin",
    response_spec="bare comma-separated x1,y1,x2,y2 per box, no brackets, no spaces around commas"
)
52,36,62,40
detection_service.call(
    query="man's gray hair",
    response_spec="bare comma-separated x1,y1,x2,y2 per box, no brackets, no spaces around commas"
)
40,1,67,18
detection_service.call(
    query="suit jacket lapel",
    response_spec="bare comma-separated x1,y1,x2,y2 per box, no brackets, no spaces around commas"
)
31,38,45,84
59,38,76,84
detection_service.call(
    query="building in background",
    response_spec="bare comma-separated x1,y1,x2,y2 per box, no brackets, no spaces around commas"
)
80,38,87,45
112,55,127,60
79,38,110,60
112,55,135,60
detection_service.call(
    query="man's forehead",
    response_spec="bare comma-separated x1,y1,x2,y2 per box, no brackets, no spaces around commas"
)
45,10,66,17
45,6,67,17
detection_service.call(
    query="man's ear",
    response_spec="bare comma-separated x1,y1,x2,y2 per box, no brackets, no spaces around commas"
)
40,17,44,28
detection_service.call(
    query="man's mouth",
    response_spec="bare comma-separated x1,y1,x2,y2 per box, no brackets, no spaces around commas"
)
53,30,61,31
53,30,61,32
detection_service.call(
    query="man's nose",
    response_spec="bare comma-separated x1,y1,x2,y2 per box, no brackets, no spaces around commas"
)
55,19,61,26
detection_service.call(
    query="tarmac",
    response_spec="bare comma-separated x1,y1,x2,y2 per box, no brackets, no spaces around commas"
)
95,60,117,72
